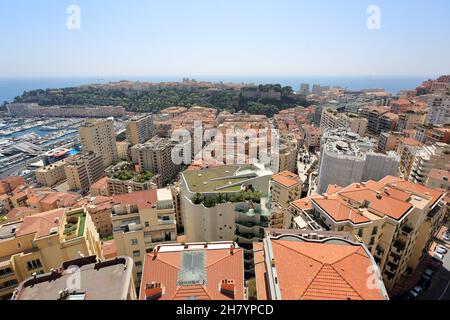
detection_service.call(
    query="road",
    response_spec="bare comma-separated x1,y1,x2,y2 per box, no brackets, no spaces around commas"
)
419,241,450,300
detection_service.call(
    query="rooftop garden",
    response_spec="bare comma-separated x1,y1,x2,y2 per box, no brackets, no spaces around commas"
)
113,169,154,183
183,165,257,193
192,190,263,208
63,212,86,238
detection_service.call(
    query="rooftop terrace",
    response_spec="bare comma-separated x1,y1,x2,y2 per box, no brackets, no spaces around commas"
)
182,165,259,193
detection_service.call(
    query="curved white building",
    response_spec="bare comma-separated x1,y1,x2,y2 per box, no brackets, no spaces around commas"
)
317,129,399,194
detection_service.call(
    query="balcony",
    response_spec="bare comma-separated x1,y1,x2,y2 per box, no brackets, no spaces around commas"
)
400,224,413,237
392,240,406,254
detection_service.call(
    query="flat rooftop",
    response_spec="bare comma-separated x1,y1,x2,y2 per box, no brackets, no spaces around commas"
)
13,256,133,300
182,165,257,193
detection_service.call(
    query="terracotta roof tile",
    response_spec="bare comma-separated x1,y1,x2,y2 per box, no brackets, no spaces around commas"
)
268,240,385,300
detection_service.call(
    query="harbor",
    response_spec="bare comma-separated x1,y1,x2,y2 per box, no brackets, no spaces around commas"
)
0,118,84,178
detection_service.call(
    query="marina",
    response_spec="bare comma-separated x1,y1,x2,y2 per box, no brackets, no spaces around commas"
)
0,118,84,178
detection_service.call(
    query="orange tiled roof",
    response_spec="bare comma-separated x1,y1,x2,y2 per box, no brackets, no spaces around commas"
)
5,207,38,222
291,198,313,211
15,209,65,239
312,196,371,224
338,188,413,220
112,190,157,209
268,240,385,300
272,171,301,187
139,245,244,300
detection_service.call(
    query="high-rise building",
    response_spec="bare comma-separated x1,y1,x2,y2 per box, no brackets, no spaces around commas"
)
428,95,450,125
79,119,119,167
35,159,69,187
317,129,399,194
126,114,154,146
320,108,368,137
253,230,389,300
360,106,399,135
277,135,298,173
65,153,105,192
408,143,450,184
180,163,272,278
110,189,177,286
130,136,182,186
270,171,302,209
287,177,447,292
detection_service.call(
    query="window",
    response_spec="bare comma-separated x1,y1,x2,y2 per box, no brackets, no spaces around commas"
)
131,239,138,246
372,226,378,236
145,222,150,228
26,259,42,271
0,268,13,277
133,250,140,257
135,261,142,268
357,229,364,238
137,272,142,280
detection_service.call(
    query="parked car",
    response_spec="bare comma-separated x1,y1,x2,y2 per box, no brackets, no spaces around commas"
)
436,246,448,255
417,277,431,290
444,233,450,242
409,286,424,298
422,268,434,280
436,245,448,254
433,253,444,263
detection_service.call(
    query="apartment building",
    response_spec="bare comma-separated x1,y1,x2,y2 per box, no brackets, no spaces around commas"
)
116,141,131,161
426,169,450,191
277,135,298,173
35,159,68,187
253,230,388,300
111,189,177,286
130,136,181,186
79,119,119,167
84,196,114,238
180,164,272,278
65,153,105,192
105,161,161,195
428,95,450,125
7,103,126,118
397,139,422,179
286,177,447,291
0,207,102,300
139,242,244,300
303,125,322,151
377,132,407,153
320,108,368,136
90,177,110,197
397,110,427,132
408,143,450,184
107,176,159,196
415,125,450,145
271,171,302,208
0,177,26,196
0,185,80,214
170,184,183,229
12,255,136,300
317,129,399,194
360,106,399,135
126,114,154,146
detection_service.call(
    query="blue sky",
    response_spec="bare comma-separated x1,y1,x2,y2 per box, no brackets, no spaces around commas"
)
0,0,449,77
